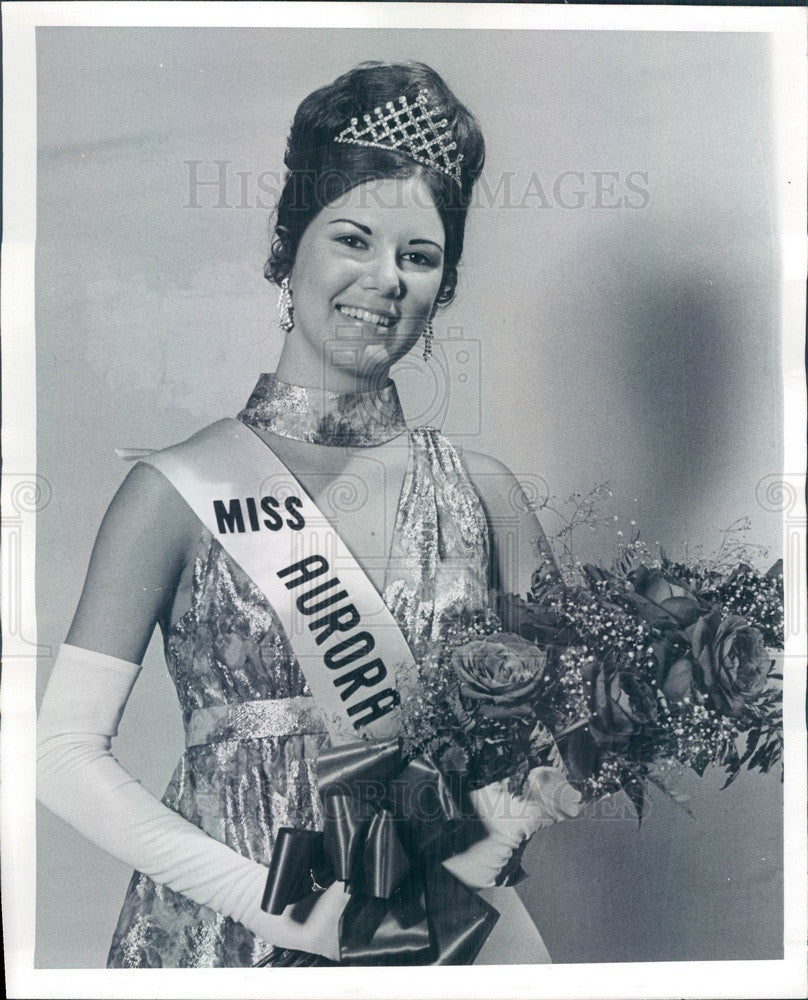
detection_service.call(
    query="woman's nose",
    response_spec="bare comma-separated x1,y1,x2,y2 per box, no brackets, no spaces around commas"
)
367,251,404,299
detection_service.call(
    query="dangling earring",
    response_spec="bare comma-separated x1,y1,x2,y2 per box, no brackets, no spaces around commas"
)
278,276,294,332
422,319,434,361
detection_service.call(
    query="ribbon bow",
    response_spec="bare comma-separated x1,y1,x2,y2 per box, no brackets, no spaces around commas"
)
260,739,499,965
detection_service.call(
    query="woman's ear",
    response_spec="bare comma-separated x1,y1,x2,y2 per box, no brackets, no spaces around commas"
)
273,223,292,255
435,273,454,307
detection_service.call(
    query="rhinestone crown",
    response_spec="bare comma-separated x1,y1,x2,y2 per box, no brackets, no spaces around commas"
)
334,88,463,188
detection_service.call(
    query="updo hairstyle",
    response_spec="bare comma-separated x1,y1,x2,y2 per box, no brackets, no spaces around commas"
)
265,61,485,306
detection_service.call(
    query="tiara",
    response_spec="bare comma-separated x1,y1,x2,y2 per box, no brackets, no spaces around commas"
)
334,88,463,188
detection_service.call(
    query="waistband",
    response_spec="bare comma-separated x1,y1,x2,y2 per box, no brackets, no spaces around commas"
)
185,696,328,748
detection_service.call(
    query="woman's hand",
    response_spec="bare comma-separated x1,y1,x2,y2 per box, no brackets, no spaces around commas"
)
259,881,349,962
37,641,350,963
442,767,583,890
481,766,584,840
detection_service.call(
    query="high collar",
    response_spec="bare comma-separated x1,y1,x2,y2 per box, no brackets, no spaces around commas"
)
237,372,408,446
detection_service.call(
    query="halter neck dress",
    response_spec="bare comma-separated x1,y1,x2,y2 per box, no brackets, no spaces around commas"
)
107,378,494,968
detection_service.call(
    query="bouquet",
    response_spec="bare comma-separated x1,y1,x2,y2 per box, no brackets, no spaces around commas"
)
262,495,784,964
397,508,784,822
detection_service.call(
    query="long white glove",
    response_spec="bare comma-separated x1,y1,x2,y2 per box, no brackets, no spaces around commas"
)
36,643,347,961
442,768,583,889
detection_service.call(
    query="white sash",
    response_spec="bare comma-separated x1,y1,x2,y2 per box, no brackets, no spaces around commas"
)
132,418,416,743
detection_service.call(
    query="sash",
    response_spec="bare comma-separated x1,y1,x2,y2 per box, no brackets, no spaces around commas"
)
133,418,416,743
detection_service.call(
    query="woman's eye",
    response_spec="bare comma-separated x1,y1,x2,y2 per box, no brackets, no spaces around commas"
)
335,234,366,249
403,251,438,267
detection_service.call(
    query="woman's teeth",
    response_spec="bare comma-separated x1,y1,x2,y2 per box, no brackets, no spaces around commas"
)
337,305,395,328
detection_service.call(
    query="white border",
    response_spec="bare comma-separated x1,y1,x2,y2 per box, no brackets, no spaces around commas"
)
0,0,805,31
2,3,806,998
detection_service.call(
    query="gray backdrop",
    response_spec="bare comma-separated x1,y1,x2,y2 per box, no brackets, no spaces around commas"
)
35,27,783,966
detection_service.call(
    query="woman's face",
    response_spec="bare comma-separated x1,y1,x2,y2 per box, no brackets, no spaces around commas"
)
288,174,445,379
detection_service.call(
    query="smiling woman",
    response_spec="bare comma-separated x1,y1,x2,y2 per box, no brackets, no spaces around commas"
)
35,60,571,970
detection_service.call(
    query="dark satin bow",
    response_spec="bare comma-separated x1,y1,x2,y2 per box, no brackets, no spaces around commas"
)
259,739,499,965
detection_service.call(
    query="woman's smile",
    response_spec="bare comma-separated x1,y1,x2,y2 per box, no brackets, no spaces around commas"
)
335,303,399,330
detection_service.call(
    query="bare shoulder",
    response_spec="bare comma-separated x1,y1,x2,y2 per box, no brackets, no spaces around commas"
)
104,460,199,547
66,461,201,660
445,436,561,591
447,440,529,513
103,417,237,544
452,443,507,476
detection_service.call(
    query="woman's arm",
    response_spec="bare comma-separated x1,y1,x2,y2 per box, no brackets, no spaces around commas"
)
65,461,196,659
39,463,346,959
459,448,562,598
437,445,579,889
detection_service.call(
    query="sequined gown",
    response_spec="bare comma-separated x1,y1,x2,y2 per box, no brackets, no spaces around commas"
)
107,422,492,968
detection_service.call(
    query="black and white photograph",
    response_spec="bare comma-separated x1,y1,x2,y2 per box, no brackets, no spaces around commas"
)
2,3,806,998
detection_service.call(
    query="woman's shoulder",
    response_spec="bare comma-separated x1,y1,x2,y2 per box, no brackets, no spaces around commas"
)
407,426,499,467
451,444,512,479
66,434,217,659
431,433,561,589
407,427,535,529
108,419,239,551
132,418,241,477
108,462,199,557
117,418,248,516
407,426,506,467
418,430,521,498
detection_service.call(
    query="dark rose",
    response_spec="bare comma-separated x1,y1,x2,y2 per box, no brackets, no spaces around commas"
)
661,655,700,705
632,567,708,627
582,652,657,746
652,639,701,706
451,633,547,719
690,609,768,718
633,567,689,603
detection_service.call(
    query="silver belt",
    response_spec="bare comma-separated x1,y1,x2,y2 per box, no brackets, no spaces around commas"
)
185,696,328,748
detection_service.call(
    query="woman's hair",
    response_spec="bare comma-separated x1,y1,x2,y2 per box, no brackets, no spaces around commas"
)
265,61,485,306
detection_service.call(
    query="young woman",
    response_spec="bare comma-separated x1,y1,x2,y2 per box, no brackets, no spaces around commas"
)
37,61,578,969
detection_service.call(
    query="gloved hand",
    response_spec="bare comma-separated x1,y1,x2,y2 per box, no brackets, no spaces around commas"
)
37,643,347,961
442,767,583,889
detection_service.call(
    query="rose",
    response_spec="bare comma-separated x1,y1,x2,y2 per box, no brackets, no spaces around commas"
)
690,609,768,718
632,567,708,627
582,652,657,746
652,639,701,706
451,633,547,719
660,655,700,706
634,568,690,604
